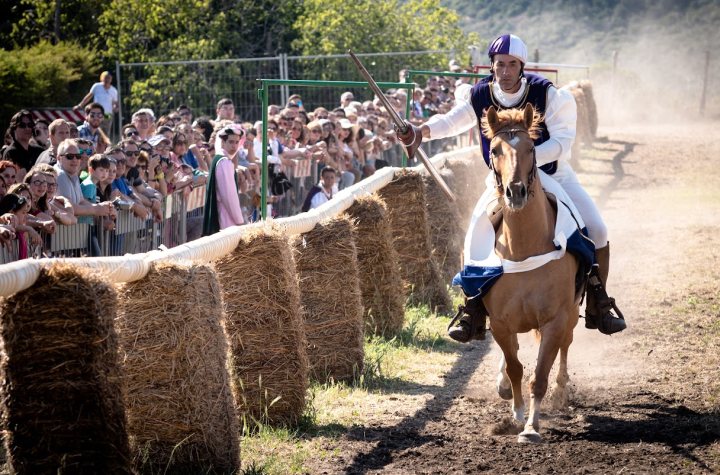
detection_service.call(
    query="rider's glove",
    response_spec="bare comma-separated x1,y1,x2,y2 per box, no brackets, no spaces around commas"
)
394,121,423,161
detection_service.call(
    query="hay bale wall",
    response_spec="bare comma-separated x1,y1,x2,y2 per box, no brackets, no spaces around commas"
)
345,195,405,337
424,169,464,284
378,169,451,313
0,263,132,474
579,80,598,138
445,158,484,229
115,262,240,474
215,228,309,426
293,217,364,382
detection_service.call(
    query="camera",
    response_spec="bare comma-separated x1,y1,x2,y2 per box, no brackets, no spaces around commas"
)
112,197,133,211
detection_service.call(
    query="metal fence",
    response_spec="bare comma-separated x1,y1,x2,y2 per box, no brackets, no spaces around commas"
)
0,186,207,265
116,50,457,128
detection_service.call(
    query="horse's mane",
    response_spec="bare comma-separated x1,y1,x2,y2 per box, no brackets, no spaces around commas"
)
481,108,543,141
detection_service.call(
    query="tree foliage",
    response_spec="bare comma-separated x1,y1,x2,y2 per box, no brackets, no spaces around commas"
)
292,0,477,57
0,41,99,130
0,0,104,49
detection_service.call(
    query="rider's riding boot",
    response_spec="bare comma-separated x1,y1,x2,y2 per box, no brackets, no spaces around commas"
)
585,244,627,335
448,293,488,343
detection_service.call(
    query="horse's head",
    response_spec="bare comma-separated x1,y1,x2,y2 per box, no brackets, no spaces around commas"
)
482,104,542,210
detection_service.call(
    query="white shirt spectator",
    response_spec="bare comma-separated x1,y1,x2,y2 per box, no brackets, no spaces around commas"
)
89,82,118,116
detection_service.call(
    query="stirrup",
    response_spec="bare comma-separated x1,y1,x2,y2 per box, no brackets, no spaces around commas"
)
585,272,626,335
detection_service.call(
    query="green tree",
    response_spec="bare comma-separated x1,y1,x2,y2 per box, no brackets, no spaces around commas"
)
292,0,477,57
98,0,221,63
1,0,105,49
0,41,99,129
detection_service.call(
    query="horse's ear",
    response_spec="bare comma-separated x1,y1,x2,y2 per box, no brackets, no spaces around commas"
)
523,103,535,130
486,106,499,130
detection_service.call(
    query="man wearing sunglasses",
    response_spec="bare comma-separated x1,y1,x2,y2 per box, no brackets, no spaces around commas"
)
74,71,118,139
77,102,105,148
2,110,45,181
54,139,116,223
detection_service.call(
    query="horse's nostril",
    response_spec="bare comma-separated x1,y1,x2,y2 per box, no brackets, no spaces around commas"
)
505,187,512,199
520,185,527,198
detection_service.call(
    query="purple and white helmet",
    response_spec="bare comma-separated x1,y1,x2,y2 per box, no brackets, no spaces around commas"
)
487,34,528,64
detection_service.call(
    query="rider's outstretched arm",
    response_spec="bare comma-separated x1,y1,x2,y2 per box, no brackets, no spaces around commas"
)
420,101,478,141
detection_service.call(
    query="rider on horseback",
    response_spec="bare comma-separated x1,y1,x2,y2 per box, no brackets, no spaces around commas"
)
397,34,626,341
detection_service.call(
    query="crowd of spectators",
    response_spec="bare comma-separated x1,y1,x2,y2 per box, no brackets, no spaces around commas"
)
0,65,472,260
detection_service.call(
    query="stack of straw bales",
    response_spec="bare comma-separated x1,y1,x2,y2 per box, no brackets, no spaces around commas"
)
0,263,132,473
579,80,598,138
378,169,451,313
215,227,309,426
115,262,240,474
445,158,485,228
424,169,464,284
345,195,405,336
293,217,364,382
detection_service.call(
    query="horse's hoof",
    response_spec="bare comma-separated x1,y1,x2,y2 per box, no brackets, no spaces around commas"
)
518,430,542,444
498,385,513,400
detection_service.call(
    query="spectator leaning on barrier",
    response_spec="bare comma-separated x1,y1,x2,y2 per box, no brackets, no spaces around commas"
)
36,119,71,166
53,138,116,222
202,124,245,235
23,168,57,235
2,110,44,180
31,164,77,226
77,103,105,149
0,192,39,257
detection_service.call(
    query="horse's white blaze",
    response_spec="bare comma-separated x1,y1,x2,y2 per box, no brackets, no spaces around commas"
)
508,136,521,147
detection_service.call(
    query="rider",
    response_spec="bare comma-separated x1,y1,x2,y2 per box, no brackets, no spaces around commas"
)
397,34,626,341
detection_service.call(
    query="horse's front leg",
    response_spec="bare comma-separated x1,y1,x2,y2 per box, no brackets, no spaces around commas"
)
495,332,524,424
550,344,570,410
519,323,563,443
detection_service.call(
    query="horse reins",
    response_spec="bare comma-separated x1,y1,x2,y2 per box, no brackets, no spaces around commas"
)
489,128,537,192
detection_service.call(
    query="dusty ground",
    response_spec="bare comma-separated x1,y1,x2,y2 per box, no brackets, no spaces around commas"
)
305,120,720,474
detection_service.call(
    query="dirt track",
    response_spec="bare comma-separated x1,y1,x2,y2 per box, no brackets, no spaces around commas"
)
308,120,720,474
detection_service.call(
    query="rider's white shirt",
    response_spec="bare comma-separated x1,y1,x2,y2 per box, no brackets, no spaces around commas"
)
424,77,578,182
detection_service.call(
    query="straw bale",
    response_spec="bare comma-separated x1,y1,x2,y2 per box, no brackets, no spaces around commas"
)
345,195,405,337
445,158,484,228
378,169,451,313
579,80,598,138
115,262,240,474
0,263,132,474
215,227,309,427
424,169,464,284
292,217,364,382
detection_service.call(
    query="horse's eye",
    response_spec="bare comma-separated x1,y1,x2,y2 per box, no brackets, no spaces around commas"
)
491,148,501,157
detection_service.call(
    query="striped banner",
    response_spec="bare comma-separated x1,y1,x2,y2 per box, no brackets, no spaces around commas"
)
31,108,86,124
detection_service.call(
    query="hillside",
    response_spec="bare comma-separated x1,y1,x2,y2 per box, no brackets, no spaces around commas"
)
441,0,720,119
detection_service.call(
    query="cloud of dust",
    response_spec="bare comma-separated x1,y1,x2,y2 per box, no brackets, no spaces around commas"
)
474,4,720,126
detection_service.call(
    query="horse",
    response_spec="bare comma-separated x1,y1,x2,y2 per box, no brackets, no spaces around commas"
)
481,103,580,443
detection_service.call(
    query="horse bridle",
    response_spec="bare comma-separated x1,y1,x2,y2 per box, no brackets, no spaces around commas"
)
488,127,537,192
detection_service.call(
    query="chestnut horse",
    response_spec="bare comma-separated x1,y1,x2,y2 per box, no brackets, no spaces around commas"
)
482,104,579,443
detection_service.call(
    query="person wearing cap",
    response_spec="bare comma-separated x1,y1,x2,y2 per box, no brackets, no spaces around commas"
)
74,71,119,138
202,125,245,235
397,33,625,341
340,91,355,108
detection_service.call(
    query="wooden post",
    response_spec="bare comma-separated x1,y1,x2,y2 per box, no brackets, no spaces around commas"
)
699,51,710,116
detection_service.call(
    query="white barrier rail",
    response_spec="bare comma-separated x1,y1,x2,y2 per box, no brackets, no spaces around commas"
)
0,147,479,297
